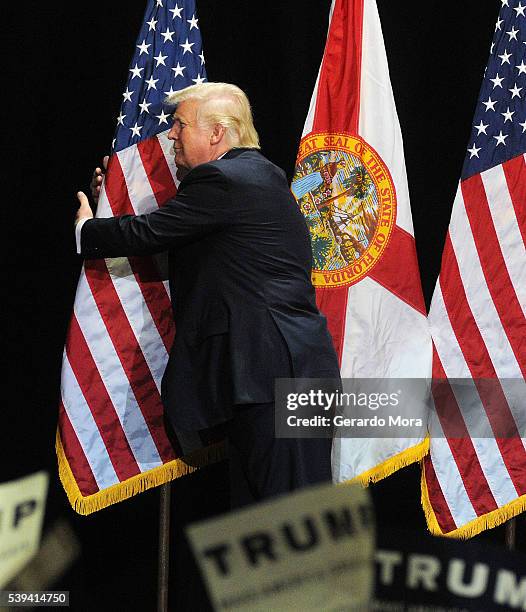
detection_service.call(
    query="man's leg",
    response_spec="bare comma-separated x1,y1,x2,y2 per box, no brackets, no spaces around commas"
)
226,402,332,506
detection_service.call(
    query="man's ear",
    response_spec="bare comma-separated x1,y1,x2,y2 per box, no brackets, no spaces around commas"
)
210,123,226,145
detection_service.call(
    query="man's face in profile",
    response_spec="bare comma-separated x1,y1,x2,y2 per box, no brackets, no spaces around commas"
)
168,99,214,171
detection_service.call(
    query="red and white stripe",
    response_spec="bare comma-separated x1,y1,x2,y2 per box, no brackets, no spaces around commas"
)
58,130,196,501
298,0,432,483
424,155,526,536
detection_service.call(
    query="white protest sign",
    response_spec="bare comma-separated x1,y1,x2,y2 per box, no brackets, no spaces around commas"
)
0,471,48,588
187,482,374,611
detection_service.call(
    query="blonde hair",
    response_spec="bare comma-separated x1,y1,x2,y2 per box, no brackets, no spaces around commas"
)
165,82,260,149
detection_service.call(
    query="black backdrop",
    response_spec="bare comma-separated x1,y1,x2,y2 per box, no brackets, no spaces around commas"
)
8,1,525,609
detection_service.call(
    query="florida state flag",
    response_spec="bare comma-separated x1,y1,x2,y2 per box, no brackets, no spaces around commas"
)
292,0,432,483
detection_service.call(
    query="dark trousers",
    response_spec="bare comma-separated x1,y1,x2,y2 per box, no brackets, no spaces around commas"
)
226,402,332,508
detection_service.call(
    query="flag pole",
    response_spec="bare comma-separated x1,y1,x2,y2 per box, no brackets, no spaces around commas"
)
157,483,171,612
504,518,516,551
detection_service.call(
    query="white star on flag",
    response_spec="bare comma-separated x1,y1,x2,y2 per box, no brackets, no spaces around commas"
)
154,52,168,67
507,26,519,40
156,110,171,126
145,76,159,90
172,62,185,77
129,64,143,79
467,143,481,158
509,83,523,98
475,120,489,135
137,40,151,55
180,38,194,54
490,73,504,88
188,15,199,30
501,107,515,122
130,122,143,137
170,4,183,19
493,130,508,145
122,88,134,102
161,28,175,42
139,99,152,114
482,96,497,111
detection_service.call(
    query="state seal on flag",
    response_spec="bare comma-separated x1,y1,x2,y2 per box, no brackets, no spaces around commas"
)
292,132,397,288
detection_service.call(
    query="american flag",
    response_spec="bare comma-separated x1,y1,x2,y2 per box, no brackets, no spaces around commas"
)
57,0,218,515
423,0,526,538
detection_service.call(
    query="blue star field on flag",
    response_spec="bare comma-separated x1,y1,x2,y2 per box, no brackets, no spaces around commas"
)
112,0,207,153
462,0,526,179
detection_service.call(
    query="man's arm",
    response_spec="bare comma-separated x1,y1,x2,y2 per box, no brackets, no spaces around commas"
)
76,164,230,259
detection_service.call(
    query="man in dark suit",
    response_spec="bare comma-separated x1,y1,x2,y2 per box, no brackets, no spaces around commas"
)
76,82,340,505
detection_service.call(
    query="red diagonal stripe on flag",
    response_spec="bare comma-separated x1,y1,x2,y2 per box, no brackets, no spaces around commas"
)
104,154,135,215
423,454,458,534
104,153,174,351
369,225,426,315
58,401,99,497
432,348,498,515
138,137,178,206
315,287,349,364
311,0,363,364
84,260,175,463
66,315,142,480
462,174,526,375
440,233,526,492
313,0,363,134
126,255,175,353
502,155,526,247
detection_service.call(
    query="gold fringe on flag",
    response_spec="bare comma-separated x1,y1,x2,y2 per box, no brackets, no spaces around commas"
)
56,429,227,515
421,463,526,539
347,437,430,486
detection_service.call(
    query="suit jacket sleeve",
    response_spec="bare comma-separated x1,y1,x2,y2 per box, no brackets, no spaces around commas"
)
80,164,229,258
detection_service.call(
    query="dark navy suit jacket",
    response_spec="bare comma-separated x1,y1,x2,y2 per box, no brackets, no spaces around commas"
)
80,148,340,430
